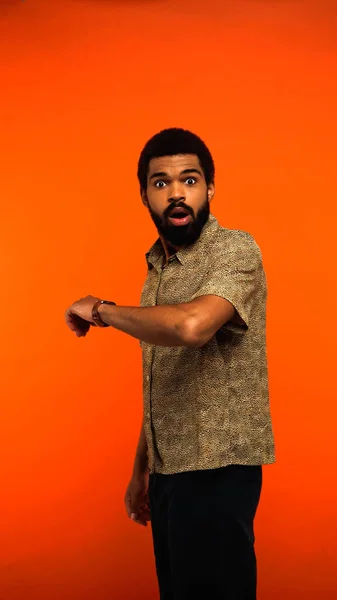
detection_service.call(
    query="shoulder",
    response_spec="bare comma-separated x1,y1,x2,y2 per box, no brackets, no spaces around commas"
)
212,224,262,260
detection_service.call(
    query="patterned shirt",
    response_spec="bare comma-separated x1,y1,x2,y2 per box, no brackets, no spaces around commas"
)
140,214,275,474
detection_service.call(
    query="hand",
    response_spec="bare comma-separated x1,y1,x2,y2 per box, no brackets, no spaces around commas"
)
124,470,151,527
65,295,100,338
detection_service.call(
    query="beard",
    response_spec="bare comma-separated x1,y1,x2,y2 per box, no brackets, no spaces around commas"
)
148,197,210,248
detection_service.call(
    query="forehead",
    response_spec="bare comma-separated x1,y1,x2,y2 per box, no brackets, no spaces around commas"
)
147,154,203,177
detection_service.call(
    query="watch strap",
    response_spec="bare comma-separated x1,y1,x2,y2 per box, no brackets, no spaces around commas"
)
92,300,116,327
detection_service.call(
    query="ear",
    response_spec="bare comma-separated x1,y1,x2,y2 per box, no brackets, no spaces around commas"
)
207,183,215,202
141,190,149,207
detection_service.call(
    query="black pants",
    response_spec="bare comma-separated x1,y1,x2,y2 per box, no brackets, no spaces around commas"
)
149,465,262,600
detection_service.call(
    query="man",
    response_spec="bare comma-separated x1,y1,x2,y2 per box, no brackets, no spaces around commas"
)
65,128,275,599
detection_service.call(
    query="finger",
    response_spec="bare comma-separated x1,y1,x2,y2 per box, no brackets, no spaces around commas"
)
140,508,151,522
75,330,87,337
131,505,151,523
131,513,147,527
67,315,90,337
125,493,131,518
65,313,77,331
65,314,81,335
76,322,90,336
130,499,141,517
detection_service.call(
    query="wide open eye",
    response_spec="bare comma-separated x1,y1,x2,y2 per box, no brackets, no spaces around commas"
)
186,177,196,185
155,180,167,188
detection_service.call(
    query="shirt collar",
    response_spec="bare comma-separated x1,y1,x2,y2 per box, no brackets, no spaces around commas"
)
145,214,220,271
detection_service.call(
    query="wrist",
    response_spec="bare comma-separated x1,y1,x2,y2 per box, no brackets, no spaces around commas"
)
97,303,108,323
133,454,149,476
92,300,116,327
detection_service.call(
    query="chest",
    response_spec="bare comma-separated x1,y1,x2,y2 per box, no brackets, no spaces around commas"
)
140,261,207,306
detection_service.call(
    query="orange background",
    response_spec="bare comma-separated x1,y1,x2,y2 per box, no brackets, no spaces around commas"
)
1,0,337,598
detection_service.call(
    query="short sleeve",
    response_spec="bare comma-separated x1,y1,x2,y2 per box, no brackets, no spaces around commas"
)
191,230,264,333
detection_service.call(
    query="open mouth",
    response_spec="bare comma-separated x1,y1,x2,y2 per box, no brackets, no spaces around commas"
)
168,207,192,227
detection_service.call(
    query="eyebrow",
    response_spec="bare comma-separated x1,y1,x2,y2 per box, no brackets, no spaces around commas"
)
149,168,203,181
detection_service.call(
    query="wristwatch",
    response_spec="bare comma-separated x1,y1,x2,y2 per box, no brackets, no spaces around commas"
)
92,299,116,327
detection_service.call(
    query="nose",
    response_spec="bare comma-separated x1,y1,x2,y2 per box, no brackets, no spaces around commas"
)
167,181,185,204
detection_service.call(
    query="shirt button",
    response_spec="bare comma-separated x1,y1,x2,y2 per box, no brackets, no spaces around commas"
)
146,375,150,382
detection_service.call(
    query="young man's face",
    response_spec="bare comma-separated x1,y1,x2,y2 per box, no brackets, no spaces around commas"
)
142,154,214,248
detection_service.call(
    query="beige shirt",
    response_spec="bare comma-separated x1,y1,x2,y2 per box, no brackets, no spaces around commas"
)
140,214,275,474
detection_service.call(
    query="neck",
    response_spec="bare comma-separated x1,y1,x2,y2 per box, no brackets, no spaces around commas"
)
160,235,181,265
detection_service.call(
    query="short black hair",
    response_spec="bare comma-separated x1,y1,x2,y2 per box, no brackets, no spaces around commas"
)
137,128,215,192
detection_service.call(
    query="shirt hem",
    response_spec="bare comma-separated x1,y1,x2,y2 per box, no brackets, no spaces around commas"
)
150,456,276,475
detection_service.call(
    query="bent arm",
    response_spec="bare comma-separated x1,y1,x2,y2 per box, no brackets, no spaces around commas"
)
98,296,235,348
